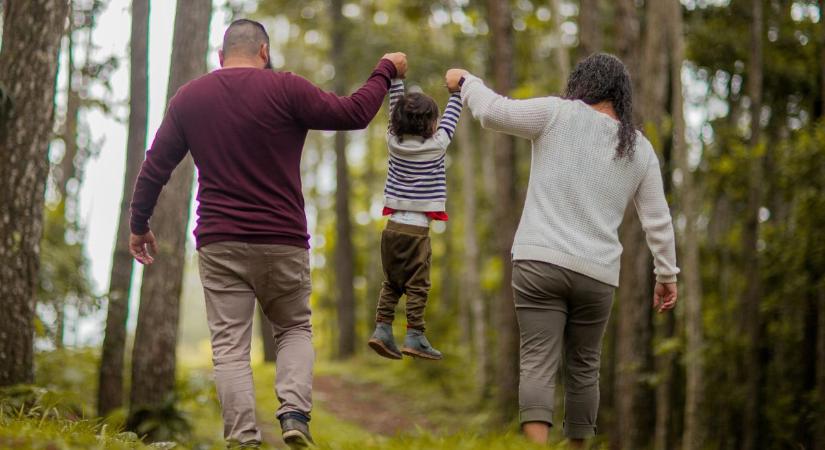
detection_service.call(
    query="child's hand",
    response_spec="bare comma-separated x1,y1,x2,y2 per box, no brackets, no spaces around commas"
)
445,68,468,92
382,52,408,78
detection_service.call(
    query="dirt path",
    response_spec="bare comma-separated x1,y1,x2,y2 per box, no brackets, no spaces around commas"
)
258,373,434,447
313,374,434,436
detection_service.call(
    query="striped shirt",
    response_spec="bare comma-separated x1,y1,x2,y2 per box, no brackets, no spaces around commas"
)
383,79,462,214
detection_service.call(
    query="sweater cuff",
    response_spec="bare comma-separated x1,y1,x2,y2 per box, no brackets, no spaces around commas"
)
656,273,678,284
459,74,483,102
373,58,398,87
130,215,150,235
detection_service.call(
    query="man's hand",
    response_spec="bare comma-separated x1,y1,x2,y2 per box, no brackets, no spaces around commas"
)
445,68,469,93
653,282,678,313
382,52,407,78
130,231,158,265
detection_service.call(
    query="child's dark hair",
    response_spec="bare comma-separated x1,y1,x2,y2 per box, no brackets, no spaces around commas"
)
389,93,439,140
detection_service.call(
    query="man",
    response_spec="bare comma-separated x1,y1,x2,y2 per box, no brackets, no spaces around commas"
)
128,19,407,448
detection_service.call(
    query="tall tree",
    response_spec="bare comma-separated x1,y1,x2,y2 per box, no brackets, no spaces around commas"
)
612,1,653,448
741,0,764,448
488,0,520,423
668,2,704,449
129,0,212,416
330,0,357,358
98,0,149,417
0,0,70,386
577,0,602,60
458,119,486,389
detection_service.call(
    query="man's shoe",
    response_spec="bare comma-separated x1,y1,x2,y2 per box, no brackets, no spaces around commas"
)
368,322,402,360
280,416,314,449
401,329,442,360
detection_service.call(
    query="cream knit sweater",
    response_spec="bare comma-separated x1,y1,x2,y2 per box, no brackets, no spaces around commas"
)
460,74,679,287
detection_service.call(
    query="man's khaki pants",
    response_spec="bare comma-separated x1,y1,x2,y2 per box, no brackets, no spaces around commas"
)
198,241,314,445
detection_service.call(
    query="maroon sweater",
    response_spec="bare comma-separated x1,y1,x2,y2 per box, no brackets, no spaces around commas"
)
130,59,397,248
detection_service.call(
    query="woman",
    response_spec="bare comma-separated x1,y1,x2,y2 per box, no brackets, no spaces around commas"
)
445,54,679,447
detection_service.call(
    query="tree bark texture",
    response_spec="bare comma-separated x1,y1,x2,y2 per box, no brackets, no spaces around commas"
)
98,0,149,417
742,1,764,449
577,0,602,61
0,0,69,387
329,0,357,359
129,0,211,413
488,0,520,423
612,1,652,448
667,2,704,449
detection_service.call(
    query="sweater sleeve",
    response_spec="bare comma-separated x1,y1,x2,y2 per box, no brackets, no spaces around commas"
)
460,74,556,141
387,78,404,131
437,93,463,140
288,58,397,131
130,98,189,235
633,151,680,283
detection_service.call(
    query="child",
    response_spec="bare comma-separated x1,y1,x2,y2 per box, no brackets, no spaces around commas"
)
367,77,463,360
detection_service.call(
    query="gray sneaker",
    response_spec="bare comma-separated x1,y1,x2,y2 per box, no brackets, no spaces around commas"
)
368,322,402,360
401,329,443,360
280,416,314,449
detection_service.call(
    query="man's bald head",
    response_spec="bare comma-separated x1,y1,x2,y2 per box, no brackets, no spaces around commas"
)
221,19,271,67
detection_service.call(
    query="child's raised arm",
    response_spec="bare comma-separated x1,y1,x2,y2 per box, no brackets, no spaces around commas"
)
437,92,463,140
388,78,405,120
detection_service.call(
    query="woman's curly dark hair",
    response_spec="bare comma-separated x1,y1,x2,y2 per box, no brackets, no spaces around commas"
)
565,53,637,159
389,92,439,141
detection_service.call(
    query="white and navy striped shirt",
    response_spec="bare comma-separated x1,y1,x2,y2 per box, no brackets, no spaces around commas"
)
383,79,462,213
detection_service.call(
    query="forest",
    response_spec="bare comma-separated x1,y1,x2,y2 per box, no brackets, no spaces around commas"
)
1,0,824,449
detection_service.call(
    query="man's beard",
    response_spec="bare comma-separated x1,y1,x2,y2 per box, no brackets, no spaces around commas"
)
264,54,273,70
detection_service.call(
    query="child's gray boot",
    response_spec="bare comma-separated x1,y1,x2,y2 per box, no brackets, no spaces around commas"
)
368,322,402,360
401,328,442,360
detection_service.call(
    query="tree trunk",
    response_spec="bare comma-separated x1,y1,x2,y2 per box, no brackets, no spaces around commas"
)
577,0,602,60
0,0,69,387
458,118,485,389
816,281,825,450
612,1,649,448
820,0,825,117
667,1,704,449
97,0,149,416
742,1,764,449
329,0,356,359
129,0,211,416
488,0,520,423
550,0,570,84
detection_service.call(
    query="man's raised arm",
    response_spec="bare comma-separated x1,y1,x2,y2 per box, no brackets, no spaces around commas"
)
288,53,407,131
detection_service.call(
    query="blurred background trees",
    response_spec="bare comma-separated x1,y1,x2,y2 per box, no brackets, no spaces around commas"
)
1,0,825,448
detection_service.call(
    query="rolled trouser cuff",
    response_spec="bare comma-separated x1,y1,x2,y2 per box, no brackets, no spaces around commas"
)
519,406,554,426
564,421,596,439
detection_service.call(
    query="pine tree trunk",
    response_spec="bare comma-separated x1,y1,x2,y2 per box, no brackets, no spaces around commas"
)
129,0,212,415
668,1,704,448
98,0,149,416
0,0,69,387
577,0,602,60
329,0,356,359
488,0,520,423
742,1,764,448
550,0,570,83
820,0,825,116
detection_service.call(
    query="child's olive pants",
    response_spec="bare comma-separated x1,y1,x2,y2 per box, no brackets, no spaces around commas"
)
513,259,615,440
376,221,432,330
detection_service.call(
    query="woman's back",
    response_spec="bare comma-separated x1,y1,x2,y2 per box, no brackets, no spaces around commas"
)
461,75,677,287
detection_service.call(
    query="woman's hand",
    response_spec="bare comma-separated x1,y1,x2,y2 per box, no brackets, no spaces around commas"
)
445,68,468,93
653,282,678,313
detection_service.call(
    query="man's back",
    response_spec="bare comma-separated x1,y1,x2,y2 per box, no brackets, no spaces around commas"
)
130,59,397,248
